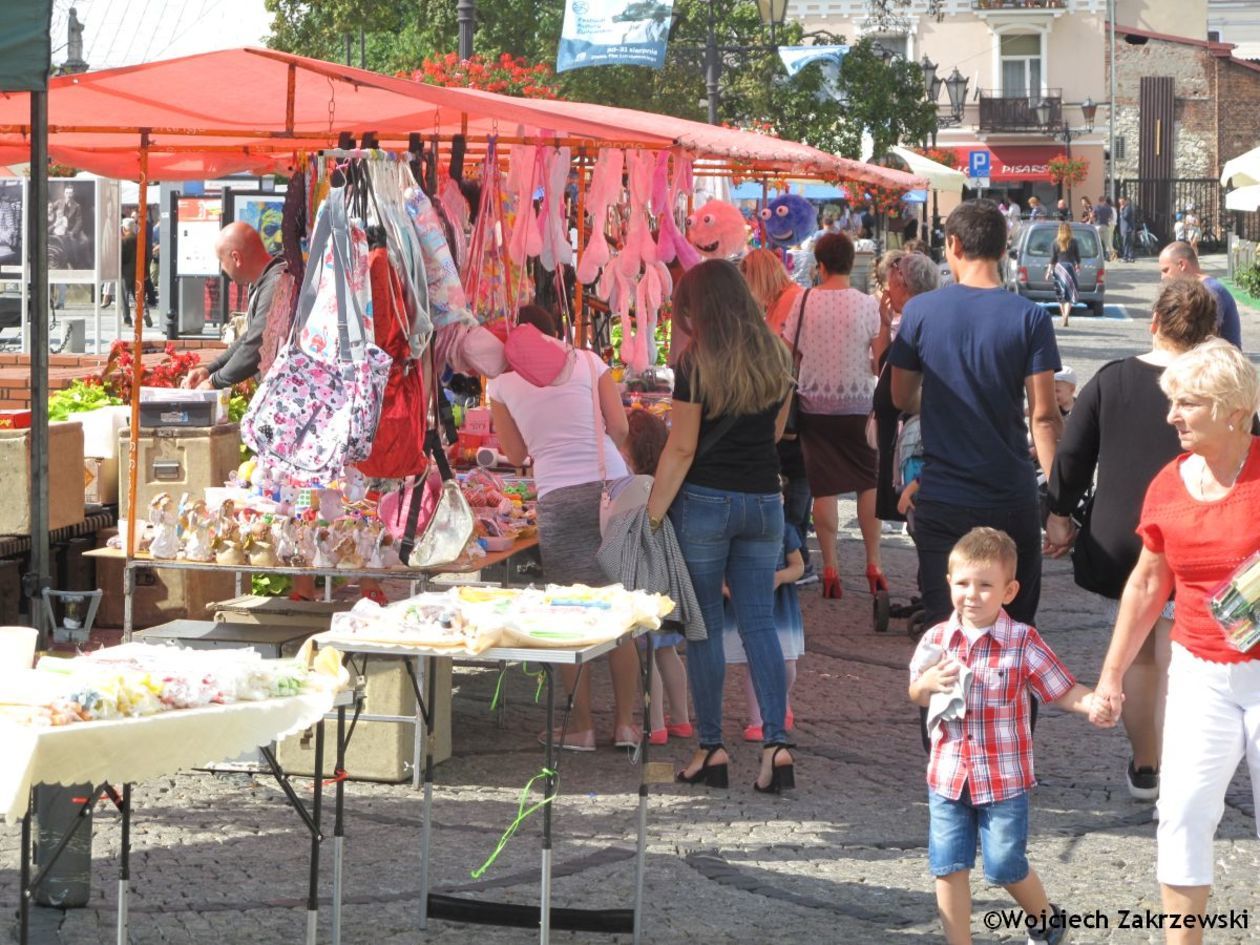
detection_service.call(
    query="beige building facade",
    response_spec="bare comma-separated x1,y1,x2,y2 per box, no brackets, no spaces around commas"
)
789,0,1119,213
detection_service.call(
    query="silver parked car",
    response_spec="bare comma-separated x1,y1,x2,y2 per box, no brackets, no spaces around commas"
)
1007,221,1106,317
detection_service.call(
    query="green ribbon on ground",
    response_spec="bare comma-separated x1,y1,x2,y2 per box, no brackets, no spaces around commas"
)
470,767,557,878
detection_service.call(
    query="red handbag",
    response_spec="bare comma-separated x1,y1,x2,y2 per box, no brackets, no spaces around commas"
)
354,248,429,478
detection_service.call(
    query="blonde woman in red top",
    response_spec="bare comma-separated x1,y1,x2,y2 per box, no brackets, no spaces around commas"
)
1091,338,1260,945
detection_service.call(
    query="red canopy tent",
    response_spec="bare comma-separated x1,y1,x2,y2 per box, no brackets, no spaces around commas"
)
0,47,924,189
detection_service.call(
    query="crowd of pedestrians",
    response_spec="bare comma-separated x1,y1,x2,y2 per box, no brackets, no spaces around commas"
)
482,195,1257,945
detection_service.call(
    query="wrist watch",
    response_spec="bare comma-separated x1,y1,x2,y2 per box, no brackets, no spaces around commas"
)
647,513,663,532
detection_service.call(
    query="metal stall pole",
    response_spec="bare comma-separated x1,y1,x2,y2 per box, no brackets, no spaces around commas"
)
107,783,131,945
306,720,326,945
24,89,50,636
540,665,556,945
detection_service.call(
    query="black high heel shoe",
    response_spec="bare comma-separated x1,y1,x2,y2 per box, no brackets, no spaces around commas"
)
753,744,795,794
676,746,729,788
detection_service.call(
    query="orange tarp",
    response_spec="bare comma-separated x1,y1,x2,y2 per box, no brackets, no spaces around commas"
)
0,47,924,189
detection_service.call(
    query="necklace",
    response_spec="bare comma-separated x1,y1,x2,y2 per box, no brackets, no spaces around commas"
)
1199,441,1251,497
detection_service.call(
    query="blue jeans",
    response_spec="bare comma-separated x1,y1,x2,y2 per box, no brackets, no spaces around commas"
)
928,787,1030,885
670,484,787,747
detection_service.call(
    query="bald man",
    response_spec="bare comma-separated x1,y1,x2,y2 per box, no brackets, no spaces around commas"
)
1157,240,1241,349
184,222,288,389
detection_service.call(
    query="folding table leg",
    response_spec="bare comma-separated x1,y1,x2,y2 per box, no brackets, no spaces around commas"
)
116,784,131,945
632,646,655,945
332,706,346,945
418,655,436,931
19,800,31,945
540,665,555,945
306,720,325,945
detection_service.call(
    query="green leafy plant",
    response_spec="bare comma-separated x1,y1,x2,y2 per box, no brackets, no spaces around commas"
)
252,573,293,597
1234,264,1260,300
48,378,122,422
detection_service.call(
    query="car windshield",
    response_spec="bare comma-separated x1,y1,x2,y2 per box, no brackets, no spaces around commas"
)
1026,228,1101,258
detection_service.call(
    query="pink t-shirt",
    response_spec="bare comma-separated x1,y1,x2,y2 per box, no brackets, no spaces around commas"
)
780,286,881,415
487,348,628,498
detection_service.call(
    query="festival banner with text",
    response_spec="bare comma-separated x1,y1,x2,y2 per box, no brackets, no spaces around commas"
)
557,0,676,73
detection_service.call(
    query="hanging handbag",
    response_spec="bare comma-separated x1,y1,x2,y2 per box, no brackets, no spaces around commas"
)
379,347,474,568
241,190,392,483
354,247,429,478
784,288,812,436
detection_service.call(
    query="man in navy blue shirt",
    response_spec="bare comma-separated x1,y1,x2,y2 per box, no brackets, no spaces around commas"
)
889,200,1063,627
1158,241,1242,348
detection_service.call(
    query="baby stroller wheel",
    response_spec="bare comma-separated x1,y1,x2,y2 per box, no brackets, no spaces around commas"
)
907,609,927,639
872,590,890,633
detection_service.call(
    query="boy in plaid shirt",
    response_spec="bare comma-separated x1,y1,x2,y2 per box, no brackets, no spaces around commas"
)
909,528,1099,945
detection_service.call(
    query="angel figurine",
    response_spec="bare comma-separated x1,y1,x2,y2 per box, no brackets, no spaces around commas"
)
179,498,214,561
148,493,180,559
312,526,336,569
244,517,278,568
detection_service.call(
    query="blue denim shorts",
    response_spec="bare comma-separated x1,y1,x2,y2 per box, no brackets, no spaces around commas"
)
928,787,1029,885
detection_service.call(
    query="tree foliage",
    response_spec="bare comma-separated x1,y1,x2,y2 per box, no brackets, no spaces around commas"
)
264,0,937,158
831,37,938,160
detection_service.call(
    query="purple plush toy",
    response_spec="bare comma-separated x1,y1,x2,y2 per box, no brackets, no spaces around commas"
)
759,194,817,249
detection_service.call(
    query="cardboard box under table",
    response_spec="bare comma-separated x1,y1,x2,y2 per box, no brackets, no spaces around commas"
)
308,629,656,945
92,530,237,629
212,595,453,780
0,421,85,535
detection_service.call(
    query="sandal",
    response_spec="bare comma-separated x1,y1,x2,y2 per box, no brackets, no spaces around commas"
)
753,744,796,794
865,564,889,595
822,567,842,600
675,746,729,788
537,728,595,752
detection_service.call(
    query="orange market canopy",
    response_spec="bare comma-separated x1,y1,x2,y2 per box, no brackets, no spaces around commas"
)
0,47,924,189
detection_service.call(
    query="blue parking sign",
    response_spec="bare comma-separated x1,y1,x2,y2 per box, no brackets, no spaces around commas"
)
968,150,990,178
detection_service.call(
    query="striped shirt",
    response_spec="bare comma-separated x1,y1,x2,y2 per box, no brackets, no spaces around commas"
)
910,610,1075,804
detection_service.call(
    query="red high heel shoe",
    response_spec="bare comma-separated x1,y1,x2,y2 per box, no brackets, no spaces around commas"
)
865,564,889,595
821,567,842,599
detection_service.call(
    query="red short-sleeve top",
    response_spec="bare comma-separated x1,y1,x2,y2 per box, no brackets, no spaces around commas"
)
1137,437,1260,663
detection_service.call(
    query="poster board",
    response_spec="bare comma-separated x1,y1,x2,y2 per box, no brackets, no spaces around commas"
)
176,196,222,277
96,179,121,282
48,177,96,283
0,178,23,274
225,190,285,255
556,0,674,72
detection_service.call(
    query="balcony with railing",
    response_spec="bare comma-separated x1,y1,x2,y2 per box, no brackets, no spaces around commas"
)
978,89,1060,132
972,0,1067,10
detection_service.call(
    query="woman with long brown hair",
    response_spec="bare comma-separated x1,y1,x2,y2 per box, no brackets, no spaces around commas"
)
646,259,797,793
1050,222,1080,328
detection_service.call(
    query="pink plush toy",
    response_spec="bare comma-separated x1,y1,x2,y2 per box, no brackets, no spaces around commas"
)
576,148,623,285
686,200,749,259
539,146,573,272
653,152,702,271
506,144,543,267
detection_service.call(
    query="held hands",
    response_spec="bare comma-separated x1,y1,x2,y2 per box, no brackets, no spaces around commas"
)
1088,680,1125,728
1043,513,1077,559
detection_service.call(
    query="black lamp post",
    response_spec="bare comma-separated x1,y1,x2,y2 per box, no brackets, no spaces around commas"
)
700,0,791,124
457,0,476,60
1036,95,1096,206
919,56,969,244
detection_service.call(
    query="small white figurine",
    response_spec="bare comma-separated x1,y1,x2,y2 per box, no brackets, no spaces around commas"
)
148,492,180,559
179,498,214,562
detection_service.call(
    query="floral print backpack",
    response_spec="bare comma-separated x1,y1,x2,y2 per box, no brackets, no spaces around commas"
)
241,188,392,484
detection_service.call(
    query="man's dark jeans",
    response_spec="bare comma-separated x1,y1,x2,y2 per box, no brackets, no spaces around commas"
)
783,474,812,569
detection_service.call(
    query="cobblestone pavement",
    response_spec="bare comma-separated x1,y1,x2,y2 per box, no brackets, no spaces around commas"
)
4,258,1259,944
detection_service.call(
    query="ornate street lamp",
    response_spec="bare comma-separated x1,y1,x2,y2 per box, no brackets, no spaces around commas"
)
919,55,940,101
1080,96,1097,131
756,0,790,45
943,67,968,123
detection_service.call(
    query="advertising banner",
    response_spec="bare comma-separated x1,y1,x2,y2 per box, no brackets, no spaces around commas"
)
557,0,675,73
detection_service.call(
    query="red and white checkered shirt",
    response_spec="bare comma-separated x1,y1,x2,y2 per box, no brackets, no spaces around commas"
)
909,609,1076,805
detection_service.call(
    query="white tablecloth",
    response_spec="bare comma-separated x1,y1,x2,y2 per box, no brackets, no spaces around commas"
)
1,690,336,823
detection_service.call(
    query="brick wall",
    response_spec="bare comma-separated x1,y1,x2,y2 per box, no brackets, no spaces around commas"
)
0,340,227,409
1111,32,1260,181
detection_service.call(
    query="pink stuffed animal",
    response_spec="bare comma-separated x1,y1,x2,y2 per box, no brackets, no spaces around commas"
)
686,200,749,259
539,146,573,272
576,148,624,285
653,152,702,271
